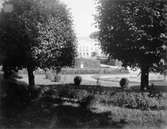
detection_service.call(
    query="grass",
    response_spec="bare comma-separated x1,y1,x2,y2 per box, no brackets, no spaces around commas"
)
43,84,167,128
1,73,167,129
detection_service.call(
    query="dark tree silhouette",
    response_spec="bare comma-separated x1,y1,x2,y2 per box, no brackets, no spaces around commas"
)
0,0,76,88
96,0,167,90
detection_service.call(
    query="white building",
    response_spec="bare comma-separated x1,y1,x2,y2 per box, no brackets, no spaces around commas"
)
77,37,102,58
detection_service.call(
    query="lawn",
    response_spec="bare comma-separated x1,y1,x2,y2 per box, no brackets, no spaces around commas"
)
1,73,167,129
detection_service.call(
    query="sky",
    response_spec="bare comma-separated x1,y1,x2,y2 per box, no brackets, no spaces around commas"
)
0,0,98,39
0,1,3,9
60,0,98,39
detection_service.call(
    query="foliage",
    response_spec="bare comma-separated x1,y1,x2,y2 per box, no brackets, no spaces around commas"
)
96,0,167,68
19,67,129,75
32,67,129,78
42,84,167,111
79,95,94,109
75,58,101,68
2,82,166,128
1,78,30,108
58,87,89,100
98,92,167,110
45,70,55,80
119,78,129,89
0,0,76,85
89,31,99,40
36,0,77,68
96,0,167,88
59,67,128,74
94,103,167,127
74,76,82,86
54,74,61,82
41,85,167,127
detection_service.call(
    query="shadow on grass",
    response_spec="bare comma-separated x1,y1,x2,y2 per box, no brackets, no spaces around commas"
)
0,73,167,129
0,79,126,128
0,98,127,129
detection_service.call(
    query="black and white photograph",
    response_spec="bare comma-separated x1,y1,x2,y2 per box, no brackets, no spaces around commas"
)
0,0,167,128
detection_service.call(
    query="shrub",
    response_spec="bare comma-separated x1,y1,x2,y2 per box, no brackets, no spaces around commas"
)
98,92,165,110
58,88,89,101
19,67,129,75
58,87,73,98
74,76,82,86
54,74,61,82
75,58,100,68
73,89,89,100
60,68,129,74
119,78,129,89
45,71,54,81
45,69,61,82
79,95,94,109
1,79,30,107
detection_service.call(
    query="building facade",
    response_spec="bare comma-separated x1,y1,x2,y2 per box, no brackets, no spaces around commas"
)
77,37,102,58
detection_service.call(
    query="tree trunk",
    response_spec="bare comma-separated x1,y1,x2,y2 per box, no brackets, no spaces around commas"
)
3,65,12,79
164,71,167,81
140,65,149,91
27,66,35,88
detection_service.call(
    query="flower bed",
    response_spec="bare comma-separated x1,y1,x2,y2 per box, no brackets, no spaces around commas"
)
95,92,167,111
33,85,167,128
42,85,167,111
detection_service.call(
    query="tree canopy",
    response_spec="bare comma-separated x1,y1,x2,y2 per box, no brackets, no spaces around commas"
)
0,0,76,86
96,0,167,89
89,31,99,40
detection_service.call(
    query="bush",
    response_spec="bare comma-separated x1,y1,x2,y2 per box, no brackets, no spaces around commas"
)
119,78,129,89
58,88,89,101
45,71,55,81
58,87,73,98
98,92,166,110
19,67,129,75
79,95,94,109
74,76,82,86
54,74,61,82
60,68,129,74
1,79,30,108
75,58,100,68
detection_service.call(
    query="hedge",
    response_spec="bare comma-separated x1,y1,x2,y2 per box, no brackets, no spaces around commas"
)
19,67,129,75
74,58,101,68
60,68,128,74
96,92,167,111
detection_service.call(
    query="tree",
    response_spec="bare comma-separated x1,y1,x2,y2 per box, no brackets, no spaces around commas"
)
96,0,167,90
0,0,76,88
89,31,99,40
160,44,167,80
